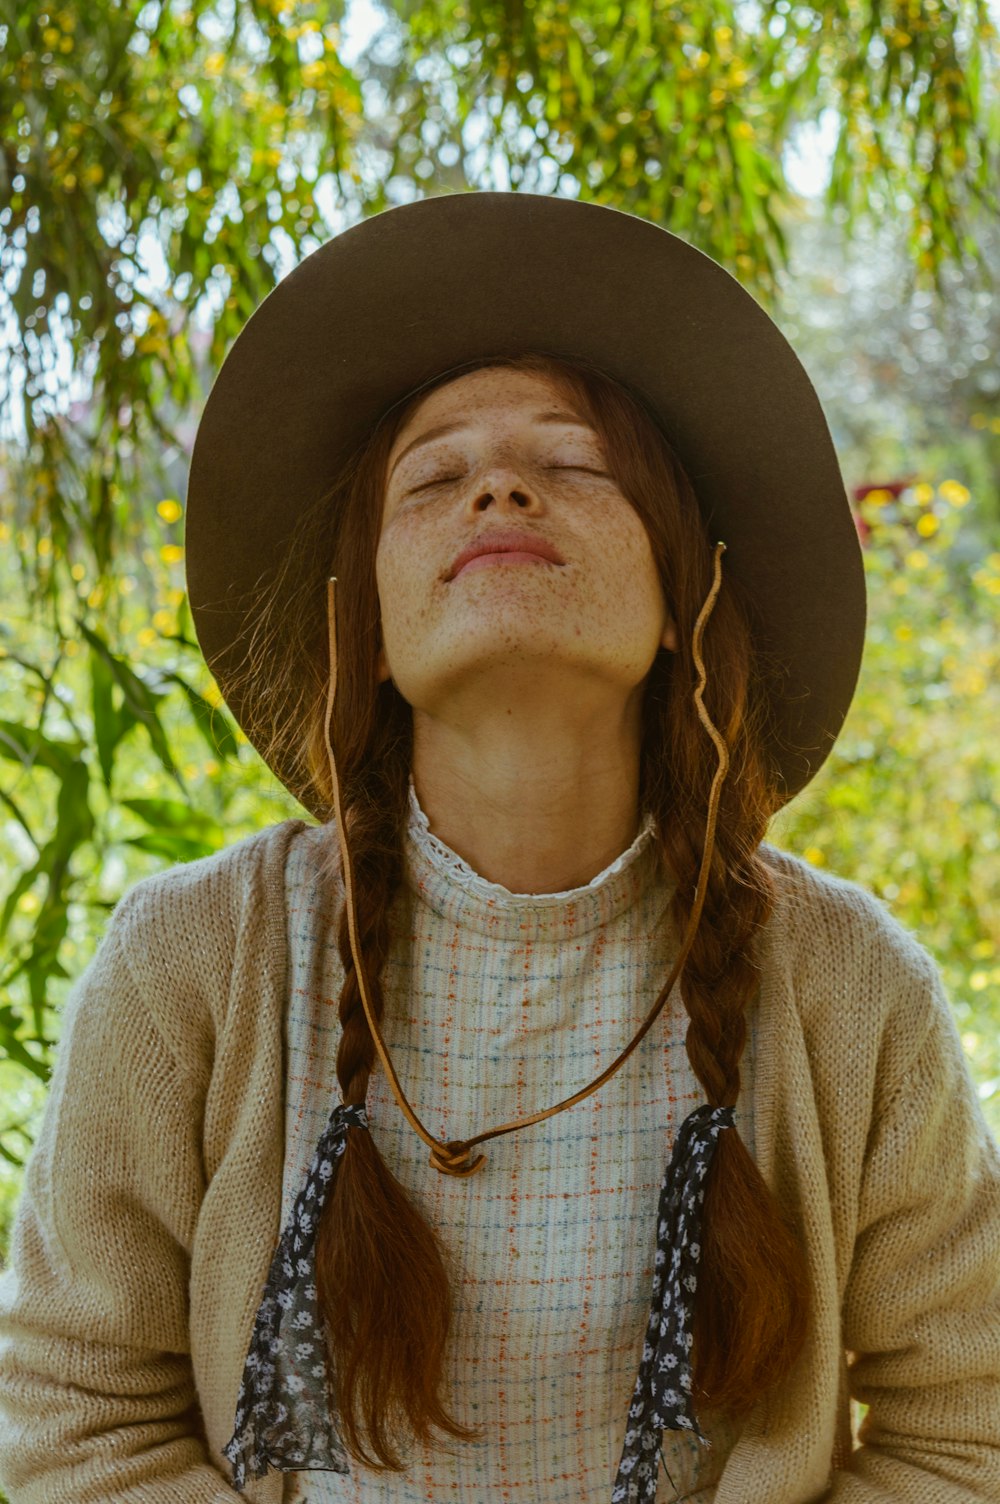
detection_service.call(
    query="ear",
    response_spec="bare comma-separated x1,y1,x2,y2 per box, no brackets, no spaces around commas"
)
661,616,679,654
377,645,392,684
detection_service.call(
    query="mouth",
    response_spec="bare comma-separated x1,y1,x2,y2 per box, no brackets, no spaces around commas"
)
452,551,562,579
447,532,566,581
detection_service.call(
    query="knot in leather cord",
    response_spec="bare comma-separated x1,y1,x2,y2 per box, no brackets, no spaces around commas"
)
428,1140,488,1177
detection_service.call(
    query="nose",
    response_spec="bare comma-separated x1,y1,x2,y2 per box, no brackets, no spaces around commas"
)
465,464,545,515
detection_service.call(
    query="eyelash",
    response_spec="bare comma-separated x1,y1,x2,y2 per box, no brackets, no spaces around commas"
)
408,466,608,496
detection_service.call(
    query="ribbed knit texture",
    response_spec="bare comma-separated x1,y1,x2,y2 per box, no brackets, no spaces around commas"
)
0,813,998,1504
277,781,752,1501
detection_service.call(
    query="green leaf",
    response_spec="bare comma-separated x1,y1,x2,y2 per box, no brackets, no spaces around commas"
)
159,670,240,761
119,796,227,844
75,620,185,789
0,720,81,777
90,645,124,790
121,831,225,862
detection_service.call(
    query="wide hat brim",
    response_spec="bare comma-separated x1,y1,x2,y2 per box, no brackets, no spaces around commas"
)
185,190,866,820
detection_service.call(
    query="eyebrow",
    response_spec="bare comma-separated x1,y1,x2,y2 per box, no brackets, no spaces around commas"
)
387,410,595,483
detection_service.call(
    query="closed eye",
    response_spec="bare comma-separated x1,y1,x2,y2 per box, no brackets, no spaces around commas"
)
406,476,464,497
407,465,608,496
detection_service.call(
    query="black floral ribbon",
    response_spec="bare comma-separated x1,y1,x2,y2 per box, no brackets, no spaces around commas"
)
612,1102,736,1502
223,1100,369,1491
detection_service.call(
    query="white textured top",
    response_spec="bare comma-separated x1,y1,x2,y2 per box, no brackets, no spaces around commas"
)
279,779,755,1502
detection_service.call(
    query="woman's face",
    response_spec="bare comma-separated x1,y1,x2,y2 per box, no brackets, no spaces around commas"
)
375,366,678,714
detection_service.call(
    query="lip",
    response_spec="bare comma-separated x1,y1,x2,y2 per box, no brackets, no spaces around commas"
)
447,530,565,581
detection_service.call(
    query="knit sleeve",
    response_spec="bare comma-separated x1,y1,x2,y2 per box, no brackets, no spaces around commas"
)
0,881,239,1503
829,940,1000,1500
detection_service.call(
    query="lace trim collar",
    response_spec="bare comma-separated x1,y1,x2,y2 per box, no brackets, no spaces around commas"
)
403,772,661,937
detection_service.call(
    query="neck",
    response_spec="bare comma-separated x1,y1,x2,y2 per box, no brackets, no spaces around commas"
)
410,684,646,895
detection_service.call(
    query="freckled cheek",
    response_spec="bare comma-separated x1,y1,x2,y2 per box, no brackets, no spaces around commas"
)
375,543,440,639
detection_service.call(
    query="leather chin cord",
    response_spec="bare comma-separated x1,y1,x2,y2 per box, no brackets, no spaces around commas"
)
323,541,730,1178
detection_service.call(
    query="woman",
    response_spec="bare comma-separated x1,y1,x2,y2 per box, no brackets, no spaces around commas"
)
0,192,998,1504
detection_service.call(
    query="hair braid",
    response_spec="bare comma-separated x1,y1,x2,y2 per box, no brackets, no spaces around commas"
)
644,523,810,1417
331,780,404,1109
312,715,480,1470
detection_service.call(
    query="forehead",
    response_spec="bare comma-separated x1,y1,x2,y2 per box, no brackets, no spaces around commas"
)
392,366,580,441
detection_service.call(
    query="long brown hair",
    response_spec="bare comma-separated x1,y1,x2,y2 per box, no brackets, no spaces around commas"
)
218,352,811,1470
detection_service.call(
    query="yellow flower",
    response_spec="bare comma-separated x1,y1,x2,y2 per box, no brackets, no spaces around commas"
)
202,759,221,776
734,121,755,139
905,550,928,570
862,488,893,506
991,417,1000,435
157,497,183,523
43,26,60,46
137,627,159,648
939,478,970,507
894,623,914,641
152,609,175,632
970,972,989,992
963,669,987,694
37,536,52,556
715,25,733,42
204,52,226,77
803,846,825,866
301,60,327,88
916,513,940,537
911,482,935,505
71,561,86,580
160,543,185,564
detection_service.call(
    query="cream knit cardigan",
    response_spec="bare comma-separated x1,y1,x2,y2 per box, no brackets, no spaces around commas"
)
0,817,998,1503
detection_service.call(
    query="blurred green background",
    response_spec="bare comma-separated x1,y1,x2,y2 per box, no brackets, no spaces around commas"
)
2,0,1000,1473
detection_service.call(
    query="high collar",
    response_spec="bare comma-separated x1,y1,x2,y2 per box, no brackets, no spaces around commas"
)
402,774,669,942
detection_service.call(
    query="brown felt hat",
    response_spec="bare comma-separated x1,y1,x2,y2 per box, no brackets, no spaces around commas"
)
185,190,866,818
